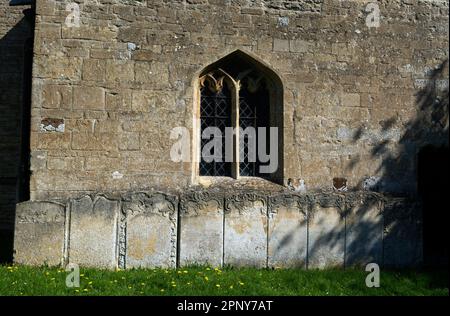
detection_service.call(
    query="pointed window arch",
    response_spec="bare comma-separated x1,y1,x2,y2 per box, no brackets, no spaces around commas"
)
194,50,284,183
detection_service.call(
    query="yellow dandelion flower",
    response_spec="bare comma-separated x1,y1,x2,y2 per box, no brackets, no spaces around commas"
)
204,276,209,281
183,270,188,274
88,281,93,285
216,284,221,288
230,285,234,289
160,289,165,292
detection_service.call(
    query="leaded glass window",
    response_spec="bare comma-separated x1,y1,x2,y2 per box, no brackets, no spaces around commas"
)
196,50,283,182
199,75,232,176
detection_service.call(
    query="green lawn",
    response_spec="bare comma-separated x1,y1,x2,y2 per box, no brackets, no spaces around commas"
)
0,265,447,296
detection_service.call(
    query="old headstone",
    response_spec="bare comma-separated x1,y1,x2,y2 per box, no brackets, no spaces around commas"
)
179,191,224,267
268,194,308,268
123,192,177,269
308,193,346,269
224,192,268,268
14,201,66,266
345,192,383,266
383,197,423,267
68,195,119,269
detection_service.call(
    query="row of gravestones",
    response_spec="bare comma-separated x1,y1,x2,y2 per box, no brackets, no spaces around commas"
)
13,190,423,269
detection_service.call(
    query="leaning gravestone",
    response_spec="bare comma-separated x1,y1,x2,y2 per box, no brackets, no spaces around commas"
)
268,194,308,268
179,191,224,267
224,192,268,268
307,193,346,269
123,192,178,269
14,201,66,266
345,192,383,266
383,197,423,267
69,195,119,269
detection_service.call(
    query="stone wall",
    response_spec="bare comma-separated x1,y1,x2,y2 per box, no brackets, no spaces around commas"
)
13,190,423,268
28,0,449,201
0,1,33,261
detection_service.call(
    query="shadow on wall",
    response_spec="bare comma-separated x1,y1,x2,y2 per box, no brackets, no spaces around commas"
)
272,194,409,269
0,11,34,264
350,59,449,194
273,60,449,270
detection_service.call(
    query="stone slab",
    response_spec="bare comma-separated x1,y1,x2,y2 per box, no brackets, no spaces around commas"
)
308,194,346,269
268,194,308,268
14,201,66,266
224,193,268,268
345,192,384,266
383,198,423,267
69,195,119,269
123,192,177,269
179,191,224,267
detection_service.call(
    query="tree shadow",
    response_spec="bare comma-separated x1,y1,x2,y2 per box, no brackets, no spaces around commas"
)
280,59,449,270
0,8,34,264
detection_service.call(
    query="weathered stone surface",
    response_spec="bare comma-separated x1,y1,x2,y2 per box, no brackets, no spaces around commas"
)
14,201,65,266
3,0,447,269
69,195,119,269
179,191,224,267
308,194,346,269
19,0,448,201
345,192,383,267
268,194,308,268
383,198,423,267
123,192,177,269
224,193,267,268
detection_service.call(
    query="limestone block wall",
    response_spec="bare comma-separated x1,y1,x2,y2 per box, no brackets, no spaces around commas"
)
28,0,449,202
14,190,423,269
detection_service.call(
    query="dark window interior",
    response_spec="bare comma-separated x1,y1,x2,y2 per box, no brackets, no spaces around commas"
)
200,83,232,177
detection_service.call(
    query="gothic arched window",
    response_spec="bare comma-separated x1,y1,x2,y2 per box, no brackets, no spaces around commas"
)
195,51,284,183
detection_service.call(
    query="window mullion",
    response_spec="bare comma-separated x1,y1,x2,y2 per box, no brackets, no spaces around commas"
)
232,81,240,179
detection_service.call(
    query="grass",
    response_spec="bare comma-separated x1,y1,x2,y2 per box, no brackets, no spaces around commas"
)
0,265,448,296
